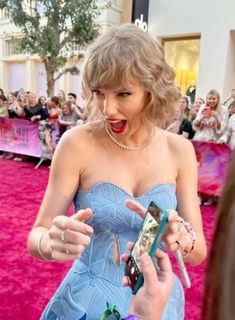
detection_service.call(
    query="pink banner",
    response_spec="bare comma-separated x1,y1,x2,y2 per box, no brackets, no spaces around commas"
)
192,140,231,197
0,118,41,157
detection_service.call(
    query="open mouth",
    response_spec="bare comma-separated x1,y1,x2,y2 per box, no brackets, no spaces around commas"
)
108,119,127,134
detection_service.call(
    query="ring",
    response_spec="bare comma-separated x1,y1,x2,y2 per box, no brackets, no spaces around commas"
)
60,231,65,243
175,240,180,247
65,241,70,254
57,218,63,229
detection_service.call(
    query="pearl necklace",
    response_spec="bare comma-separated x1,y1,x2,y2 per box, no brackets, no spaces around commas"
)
105,126,150,151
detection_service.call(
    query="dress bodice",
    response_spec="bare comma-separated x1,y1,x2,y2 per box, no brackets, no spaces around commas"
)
41,183,184,320
74,182,177,235
73,182,177,275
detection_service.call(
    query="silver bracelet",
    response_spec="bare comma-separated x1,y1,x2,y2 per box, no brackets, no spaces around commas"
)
38,231,52,261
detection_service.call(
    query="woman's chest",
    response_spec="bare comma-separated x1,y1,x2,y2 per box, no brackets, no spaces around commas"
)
80,147,177,198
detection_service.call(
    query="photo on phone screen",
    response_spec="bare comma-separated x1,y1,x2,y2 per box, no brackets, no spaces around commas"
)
131,209,159,270
125,201,168,294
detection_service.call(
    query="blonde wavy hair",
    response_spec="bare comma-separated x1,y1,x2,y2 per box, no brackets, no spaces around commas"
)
82,23,180,128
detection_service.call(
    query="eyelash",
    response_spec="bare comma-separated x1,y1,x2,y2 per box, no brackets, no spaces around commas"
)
92,90,131,98
118,92,131,97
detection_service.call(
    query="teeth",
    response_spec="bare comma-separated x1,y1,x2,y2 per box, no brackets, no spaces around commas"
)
108,120,122,123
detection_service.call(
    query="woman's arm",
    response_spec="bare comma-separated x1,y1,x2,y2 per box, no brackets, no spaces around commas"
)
58,119,75,126
27,128,93,262
213,108,229,135
72,104,86,120
125,137,207,266
192,105,206,130
174,138,207,264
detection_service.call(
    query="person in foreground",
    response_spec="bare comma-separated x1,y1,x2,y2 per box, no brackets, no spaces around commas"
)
201,150,235,320
122,246,173,320
27,24,206,320
130,150,235,320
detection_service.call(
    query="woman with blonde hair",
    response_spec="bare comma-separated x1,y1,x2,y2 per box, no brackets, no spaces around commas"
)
193,89,228,141
28,24,206,320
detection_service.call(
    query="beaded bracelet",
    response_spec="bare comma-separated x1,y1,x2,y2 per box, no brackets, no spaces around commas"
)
177,220,196,257
38,231,52,261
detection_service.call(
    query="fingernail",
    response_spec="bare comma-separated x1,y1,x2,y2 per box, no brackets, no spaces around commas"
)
86,226,93,234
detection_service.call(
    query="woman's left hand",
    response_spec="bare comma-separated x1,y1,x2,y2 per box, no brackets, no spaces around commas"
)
125,199,192,254
162,210,192,253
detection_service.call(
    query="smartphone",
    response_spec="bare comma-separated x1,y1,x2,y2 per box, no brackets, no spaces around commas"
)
202,106,211,117
125,201,168,294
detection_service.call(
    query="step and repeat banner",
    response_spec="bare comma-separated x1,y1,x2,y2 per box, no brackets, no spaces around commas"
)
0,118,41,157
0,118,59,159
192,140,231,197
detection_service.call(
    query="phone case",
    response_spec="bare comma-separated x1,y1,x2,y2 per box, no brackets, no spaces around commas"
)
125,200,168,294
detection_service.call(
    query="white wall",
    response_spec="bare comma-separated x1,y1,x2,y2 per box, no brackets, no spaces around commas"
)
148,0,235,100
69,61,84,108
36,62,47,97
223,31,235,98
8,62,26,92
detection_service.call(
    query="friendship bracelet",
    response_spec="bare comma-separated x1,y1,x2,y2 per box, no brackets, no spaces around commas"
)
38,231,52,261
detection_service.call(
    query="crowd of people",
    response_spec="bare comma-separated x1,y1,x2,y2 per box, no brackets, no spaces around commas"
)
0,82,234,163
0,88,86,161
166,88,235,150
0,22,234,320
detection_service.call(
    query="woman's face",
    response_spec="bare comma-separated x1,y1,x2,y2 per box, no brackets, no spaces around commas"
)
229,103,235,116
7,94,14,104
174,106,182,120
140,233,149,250
92,80,148,137
178,97,188,111
48,100,55,109
28,94,36,106
194,99,203,112
207,94,218,109
40,96,46,105
62,105,71,115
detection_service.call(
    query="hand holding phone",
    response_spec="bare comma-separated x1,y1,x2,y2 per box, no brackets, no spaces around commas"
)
125,201,168,294
121,249,173,320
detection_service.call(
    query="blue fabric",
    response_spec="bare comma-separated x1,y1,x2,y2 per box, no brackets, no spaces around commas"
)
40,182,184,320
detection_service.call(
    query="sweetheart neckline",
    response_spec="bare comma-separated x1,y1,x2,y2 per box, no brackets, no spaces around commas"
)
79,181,176,199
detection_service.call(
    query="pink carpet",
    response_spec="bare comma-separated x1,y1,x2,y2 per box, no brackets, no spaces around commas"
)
0,158,216,319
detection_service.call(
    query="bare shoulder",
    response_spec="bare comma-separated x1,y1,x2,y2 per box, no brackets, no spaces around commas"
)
51,123,98,171
60,123,92,143
163,130,196,162
57,123,96,154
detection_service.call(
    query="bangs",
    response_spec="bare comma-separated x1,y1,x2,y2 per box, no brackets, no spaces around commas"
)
83,35,140,91
89,64,133,90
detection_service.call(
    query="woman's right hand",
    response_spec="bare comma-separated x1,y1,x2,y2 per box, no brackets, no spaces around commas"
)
122,246,173,320
42,209,94,261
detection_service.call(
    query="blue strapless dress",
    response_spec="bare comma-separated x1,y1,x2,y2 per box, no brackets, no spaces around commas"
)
41,183,184,320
